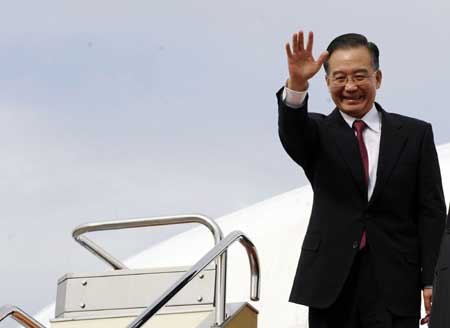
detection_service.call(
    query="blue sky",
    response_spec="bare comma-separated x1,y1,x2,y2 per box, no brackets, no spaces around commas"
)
2,0,450,322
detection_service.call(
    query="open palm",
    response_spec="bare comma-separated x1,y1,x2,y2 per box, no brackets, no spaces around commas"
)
285,31,328,91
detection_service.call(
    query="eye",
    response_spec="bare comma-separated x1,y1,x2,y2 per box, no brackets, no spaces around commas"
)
334,76,346,83
354,74,368,82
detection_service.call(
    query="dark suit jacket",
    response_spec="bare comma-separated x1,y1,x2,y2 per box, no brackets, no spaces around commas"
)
277,89,446,316
429,213,450,327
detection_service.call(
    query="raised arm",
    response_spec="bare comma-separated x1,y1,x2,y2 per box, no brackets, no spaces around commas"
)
278,31,328,175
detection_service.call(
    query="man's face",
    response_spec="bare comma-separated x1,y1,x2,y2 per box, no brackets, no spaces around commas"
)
325,46,382,118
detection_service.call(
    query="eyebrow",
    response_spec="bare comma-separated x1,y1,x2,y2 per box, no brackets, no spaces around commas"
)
331,68,370,76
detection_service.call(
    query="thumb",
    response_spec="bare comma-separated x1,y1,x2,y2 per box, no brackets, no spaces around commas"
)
424,294,432,314
316,51,329,67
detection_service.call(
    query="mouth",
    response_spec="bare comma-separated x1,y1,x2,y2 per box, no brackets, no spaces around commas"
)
342,95,364,104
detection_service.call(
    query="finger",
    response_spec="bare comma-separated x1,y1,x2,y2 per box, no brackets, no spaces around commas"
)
306,31,313,53
424,295,432,314
298,30,304,51
285,42,293,58
292,33,299,53
316,51,329,67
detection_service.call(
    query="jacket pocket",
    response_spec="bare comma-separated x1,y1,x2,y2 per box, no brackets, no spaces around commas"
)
302,232,321,252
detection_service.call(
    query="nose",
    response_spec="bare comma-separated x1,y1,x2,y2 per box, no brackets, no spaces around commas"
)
344,80,358,91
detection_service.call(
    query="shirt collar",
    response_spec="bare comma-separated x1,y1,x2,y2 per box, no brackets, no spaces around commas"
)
339,105,382,133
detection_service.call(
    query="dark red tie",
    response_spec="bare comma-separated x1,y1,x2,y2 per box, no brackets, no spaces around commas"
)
353,120,368,249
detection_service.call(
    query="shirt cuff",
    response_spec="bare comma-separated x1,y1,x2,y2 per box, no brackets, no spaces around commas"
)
282,86,308,108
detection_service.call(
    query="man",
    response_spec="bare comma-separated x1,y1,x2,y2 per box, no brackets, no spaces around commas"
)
277,32,446,327
429,210,450,328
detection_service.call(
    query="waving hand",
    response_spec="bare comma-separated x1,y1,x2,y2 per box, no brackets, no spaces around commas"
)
285,31,328,91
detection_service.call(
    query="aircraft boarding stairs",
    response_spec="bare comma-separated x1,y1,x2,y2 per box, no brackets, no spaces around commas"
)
1,215,260,328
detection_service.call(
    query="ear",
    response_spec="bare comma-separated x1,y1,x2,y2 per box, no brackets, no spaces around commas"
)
325,74,330,87
375,70,382,89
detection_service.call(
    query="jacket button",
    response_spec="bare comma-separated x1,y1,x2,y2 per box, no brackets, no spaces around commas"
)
352,241,359,249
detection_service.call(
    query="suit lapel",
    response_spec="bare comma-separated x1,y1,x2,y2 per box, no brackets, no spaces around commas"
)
327,109,368,198
369,104,407,205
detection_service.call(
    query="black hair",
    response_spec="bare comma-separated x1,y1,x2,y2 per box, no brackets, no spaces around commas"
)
323,33,379,74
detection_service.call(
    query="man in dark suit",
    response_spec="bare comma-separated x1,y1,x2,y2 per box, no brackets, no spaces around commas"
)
277,32,446,327
429,210,450,327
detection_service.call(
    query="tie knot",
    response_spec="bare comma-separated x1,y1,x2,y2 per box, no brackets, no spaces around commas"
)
353,120,367,133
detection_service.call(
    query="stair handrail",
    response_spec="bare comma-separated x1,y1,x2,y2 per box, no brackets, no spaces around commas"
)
72,214,223,269
127,230,260,328
0,305,47,328
72,214,227,325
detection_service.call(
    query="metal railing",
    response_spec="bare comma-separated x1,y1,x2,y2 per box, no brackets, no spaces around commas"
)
0,305,46,328
73,214,223,269
128,230,260,328
72,214,228,325
0,219,260,328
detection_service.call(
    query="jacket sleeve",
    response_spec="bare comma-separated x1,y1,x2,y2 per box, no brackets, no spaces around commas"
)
276,87,320,179
416,123,447,287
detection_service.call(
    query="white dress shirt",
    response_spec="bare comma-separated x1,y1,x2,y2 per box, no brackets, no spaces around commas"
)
282,87,382,200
